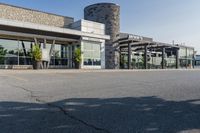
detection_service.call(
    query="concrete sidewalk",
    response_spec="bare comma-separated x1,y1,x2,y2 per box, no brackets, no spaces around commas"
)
0,68,200,74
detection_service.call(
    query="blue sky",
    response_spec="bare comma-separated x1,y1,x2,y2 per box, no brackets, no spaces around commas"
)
0,0,200,53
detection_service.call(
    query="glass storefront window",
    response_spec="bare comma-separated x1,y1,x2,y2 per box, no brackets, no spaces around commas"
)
0,39,32,65
187,48,194,58
83,41,101,66
196,61,200,66
50,44,70,66
49,44,80,68
179,48,187,58
0,38,80,68
179,47,194,59
179,47,194,68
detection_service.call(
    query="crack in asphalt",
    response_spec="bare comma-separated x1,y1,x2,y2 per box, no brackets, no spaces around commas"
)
36,98,111,133
12,85,111,133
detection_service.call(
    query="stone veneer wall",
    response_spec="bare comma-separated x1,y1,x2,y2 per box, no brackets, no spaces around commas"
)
84,3,120,69
0,3,74,27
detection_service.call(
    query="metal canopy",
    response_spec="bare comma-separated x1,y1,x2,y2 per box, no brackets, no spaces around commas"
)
115,35,180,69
115,35,179,50
117,41,179,50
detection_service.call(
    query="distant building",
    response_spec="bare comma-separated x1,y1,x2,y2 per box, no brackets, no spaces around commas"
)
114,33,194,69
0,3,109,69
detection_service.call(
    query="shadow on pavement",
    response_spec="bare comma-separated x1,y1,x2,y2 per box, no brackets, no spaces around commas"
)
1,96,200,133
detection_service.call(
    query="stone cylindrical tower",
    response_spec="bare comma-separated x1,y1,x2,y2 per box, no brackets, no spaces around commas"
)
84,3,120,69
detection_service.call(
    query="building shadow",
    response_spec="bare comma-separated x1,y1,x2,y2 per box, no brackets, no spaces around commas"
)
1,96,200,133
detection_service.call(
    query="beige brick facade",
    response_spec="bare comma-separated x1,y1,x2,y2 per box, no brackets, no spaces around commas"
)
0,3,74,27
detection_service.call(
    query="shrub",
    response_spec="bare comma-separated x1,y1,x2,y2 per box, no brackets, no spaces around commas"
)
32,44,42,62
74,48,82,63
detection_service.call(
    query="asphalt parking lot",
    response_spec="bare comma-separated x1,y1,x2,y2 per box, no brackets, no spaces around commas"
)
0,69,200,133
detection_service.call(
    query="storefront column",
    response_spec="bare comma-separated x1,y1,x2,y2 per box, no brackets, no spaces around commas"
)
43,39,47,68
61,45,64,66
61,45,64,59
30,43,33,51
30,42,33,63
22,41,28,65
144,45,147,69
128,43,131,69
186,48,188,69
43,39,46,49
34,38,37,45
119,47,122,69
176,48,179,69
162,47,165,69
68,45,73,68
47,40,55,68
17,40,20,65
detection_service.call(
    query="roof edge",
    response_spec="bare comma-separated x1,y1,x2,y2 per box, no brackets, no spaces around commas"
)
0,2,74,20
85,2,119,9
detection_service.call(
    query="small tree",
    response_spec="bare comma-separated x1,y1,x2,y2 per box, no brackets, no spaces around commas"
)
74,48,82,68
31,44,42,69
32,44,42,62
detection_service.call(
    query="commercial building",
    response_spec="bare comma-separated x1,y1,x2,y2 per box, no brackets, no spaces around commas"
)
0,3,109,69
0,2,196,69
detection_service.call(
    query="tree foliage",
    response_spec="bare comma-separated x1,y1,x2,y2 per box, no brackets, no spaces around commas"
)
74,48,82,63
32,44,42,61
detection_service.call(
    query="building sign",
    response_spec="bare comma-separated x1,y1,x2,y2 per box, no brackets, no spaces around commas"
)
128,34,143,41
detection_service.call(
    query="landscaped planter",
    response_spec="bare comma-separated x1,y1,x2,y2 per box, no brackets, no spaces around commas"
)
33,61,42,70
75,62,81,69
32,44,42,70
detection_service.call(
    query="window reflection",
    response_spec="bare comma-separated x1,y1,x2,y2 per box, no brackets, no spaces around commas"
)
179,47,194,68
50,45,70,66
83,41,101,66
0,39,32,65
0,39,72,67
